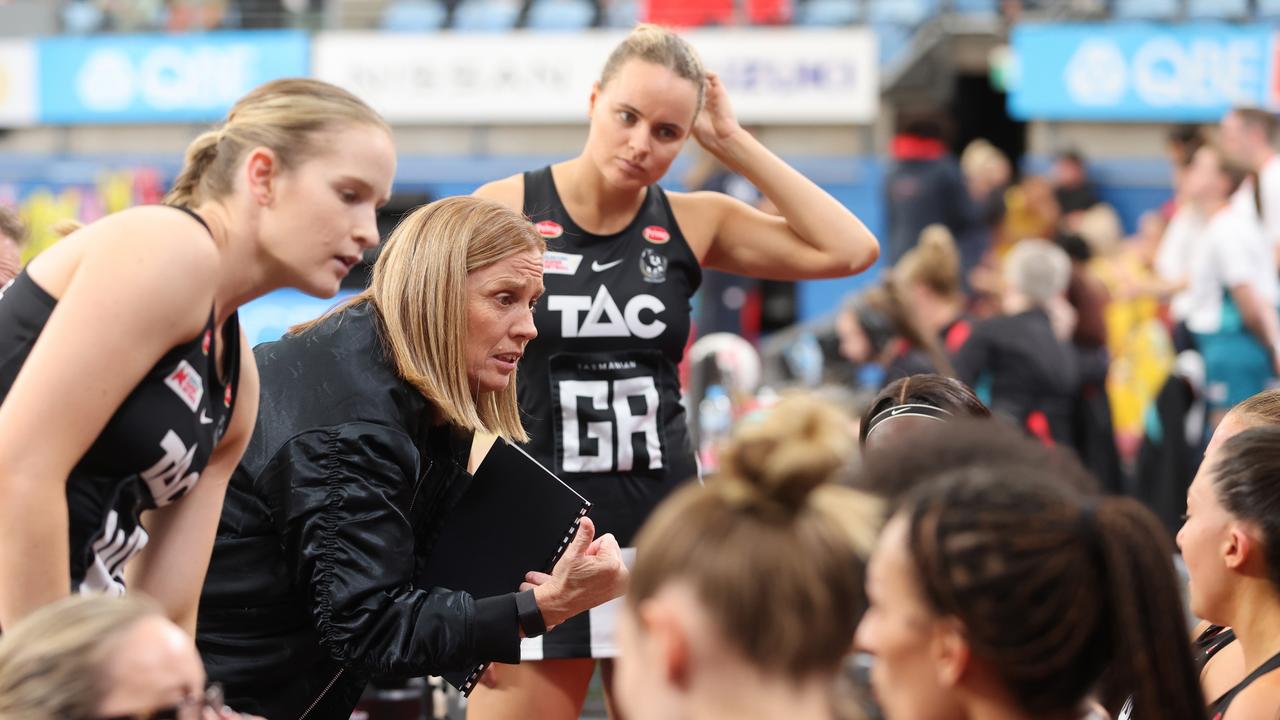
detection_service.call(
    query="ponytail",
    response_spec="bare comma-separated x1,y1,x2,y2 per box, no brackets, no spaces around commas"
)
164,130,221,207
1094,498,1206,719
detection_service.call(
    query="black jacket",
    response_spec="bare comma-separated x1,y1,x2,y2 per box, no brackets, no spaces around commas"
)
196,303,521,719
952,309,1081,446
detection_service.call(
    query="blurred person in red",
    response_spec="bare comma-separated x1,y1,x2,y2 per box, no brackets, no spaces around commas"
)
884,110,979,266
0,207,25,287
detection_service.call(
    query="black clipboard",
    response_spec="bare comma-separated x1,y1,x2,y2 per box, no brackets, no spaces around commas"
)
419,437,590,695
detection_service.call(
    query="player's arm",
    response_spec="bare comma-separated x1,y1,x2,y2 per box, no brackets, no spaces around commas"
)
0,207,216,628
676,71,879,280
472,175,525,212
127,331,258,635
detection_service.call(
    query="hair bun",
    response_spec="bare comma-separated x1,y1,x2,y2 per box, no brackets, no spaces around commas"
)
718,394,854,514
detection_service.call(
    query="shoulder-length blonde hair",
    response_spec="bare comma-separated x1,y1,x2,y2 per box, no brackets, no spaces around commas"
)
0,595,164,720
298,196,545,441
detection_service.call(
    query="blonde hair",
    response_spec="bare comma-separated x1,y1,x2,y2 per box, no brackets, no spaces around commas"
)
165,78,389,207
0,595,162,719
895,224,962,301
1076,203,1123,258
600,24,706,113
629,394,877,681
294,197,544,442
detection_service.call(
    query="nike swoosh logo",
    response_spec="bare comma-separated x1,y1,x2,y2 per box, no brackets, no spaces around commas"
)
591,259,624,272
199,410,214,425
890,407,909,416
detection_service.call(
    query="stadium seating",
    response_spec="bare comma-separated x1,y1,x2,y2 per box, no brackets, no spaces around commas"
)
381,0,447,31
454,0,522,30
1185,0,1248,19
867,0,935,25
527,0,596,29
1112,0,1180,20
795,0,863,26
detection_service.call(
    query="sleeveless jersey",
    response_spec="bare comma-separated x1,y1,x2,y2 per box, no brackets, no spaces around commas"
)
519,166,701,548
0,207,241,596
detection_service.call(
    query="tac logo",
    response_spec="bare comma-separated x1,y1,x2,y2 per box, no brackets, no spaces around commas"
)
642,225,670,244
547,286,667,339
536,220,564,239
164,360,204,412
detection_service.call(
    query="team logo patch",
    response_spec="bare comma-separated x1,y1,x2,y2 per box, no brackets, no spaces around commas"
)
642,225,670,244
543,251,583,275
224,384,233,408
201,330,211,356
164,360,204,412
639,248,668,284
536,220,564,239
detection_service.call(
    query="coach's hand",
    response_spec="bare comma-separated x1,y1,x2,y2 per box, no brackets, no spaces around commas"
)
523,516,629,628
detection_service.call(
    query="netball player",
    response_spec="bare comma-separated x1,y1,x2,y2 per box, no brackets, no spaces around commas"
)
0,78,395,635
471,23,878,719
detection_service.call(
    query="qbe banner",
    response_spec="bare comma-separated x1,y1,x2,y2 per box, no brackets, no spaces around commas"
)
38,31,310,124
313,29,877,125
1010,23,1280,122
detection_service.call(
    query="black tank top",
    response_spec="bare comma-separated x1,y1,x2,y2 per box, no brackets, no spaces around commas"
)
1196,624,1280,718
518,166,701,546
0,206,241,595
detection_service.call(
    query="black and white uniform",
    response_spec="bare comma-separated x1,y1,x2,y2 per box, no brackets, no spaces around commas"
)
519,166,701,659
0,207,240,597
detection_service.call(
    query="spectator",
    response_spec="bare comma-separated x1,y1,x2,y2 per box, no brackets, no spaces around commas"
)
0,207,25,287
893,224,973,354
884,111,979,265
1220,107,1280,255
0,595,237,719
835,284,952,389
1182,143,1280,426
615,394,877,720
1166,124,1206,214
1055,229,1123,492
1052,148,1101,228
953,239,1081,445
958,139,1011,278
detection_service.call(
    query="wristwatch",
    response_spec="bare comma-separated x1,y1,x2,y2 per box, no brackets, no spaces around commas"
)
515,589,547,638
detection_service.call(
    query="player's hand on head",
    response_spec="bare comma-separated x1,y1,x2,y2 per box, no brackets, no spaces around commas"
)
693,71,743,153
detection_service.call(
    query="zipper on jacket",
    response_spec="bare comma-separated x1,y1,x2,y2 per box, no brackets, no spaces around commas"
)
298,668,343,720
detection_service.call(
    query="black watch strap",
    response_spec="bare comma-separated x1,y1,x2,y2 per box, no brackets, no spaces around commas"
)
515,589,547,638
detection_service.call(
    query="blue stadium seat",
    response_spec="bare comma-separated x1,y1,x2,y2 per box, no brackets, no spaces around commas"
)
453,0,522,30
381,0,447,31
1112,0,1179,20
603,0,640,27
1261,0,1280,18
1186,0,1247,18
796,0,864,25
61,0,105,33
949,0,998,14
867,0,935,25
872,21,914,68
527,0,595,29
